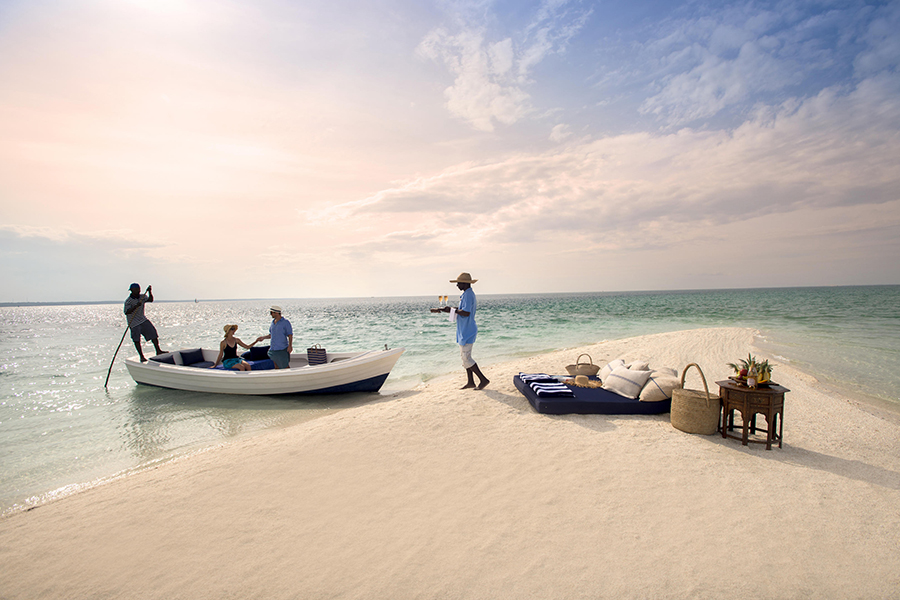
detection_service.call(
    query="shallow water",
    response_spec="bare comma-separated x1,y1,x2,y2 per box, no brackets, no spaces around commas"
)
2,286,898,513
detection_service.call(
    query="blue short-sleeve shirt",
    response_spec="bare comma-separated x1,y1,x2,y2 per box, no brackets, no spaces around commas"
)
269,318,293,351
456,288,478,346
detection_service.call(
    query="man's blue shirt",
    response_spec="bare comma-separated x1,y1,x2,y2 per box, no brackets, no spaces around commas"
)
456,288,478,345
269,318,293,351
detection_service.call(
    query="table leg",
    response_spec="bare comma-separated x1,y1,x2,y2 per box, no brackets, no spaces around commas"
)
775,408,784,448
741,408,750,446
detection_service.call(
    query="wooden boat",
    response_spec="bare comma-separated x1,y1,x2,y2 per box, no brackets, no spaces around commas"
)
125,346,404,395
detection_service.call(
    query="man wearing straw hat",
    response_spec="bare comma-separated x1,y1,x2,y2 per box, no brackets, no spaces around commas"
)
255,306,293,369
431,272,489,390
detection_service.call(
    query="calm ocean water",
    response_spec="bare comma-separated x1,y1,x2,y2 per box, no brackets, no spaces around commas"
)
2,286,898,513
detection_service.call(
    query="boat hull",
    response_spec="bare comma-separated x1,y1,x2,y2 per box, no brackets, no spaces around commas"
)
125,348,404,395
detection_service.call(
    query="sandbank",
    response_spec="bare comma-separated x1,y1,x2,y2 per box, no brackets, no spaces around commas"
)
1,327,899,599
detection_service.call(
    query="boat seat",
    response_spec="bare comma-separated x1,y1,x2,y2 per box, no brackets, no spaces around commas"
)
206,359,275,371
186,361,215,369
246,359,274,370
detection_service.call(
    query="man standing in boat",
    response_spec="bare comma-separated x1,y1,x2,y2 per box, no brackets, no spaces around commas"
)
256,306,293,369
431,272,489,390
124,283,162,362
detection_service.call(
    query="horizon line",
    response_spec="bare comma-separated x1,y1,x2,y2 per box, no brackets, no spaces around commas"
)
2,283,897,307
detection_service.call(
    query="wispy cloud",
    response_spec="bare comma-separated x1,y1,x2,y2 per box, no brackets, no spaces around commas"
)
335,69,900,252
417,0,591,130
632,0,889,126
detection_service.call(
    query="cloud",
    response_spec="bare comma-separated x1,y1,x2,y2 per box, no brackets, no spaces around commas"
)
333,70,900,253
0,226,170,301
416,0,590,130
853,1,900,76
0,225,163,251
549,123,572,141
632,0,886,126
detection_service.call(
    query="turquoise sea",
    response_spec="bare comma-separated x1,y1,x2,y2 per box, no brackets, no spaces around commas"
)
2,286,898,514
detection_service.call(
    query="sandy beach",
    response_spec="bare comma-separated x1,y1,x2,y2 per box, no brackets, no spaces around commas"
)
1,327,899,599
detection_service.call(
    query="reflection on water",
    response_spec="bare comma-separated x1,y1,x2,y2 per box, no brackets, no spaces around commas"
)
120,384,346,464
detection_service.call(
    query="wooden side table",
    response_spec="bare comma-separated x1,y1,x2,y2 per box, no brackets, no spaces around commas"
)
716,380,790,450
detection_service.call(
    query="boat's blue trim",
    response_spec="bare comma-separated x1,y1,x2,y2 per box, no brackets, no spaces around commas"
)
135,373,390,395
297,373,390,395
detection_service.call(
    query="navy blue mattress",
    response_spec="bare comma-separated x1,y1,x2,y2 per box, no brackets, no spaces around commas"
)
514,375,671,415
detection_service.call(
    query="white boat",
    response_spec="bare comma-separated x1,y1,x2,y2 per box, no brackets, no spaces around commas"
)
125,346,404,395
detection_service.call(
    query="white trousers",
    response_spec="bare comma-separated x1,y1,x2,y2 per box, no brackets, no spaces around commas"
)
460,343,475,369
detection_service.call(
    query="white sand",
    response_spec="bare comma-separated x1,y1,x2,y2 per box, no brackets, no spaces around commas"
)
2,327,899,599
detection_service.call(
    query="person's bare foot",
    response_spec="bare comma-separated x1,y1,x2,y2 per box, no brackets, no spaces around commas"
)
460,382,476,390
476,380,490,390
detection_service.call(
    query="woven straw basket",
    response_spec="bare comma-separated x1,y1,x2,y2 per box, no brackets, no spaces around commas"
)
565,354,601,377
670,363,719,435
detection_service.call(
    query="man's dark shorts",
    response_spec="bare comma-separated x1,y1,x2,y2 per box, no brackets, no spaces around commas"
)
130,321,158,343
268,349,291,369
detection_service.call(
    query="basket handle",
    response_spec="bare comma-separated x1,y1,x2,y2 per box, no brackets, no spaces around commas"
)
680,363,712,407
576,353,594,366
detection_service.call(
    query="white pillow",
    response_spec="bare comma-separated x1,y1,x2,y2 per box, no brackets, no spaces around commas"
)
627,360,650,371
640,374,681,402
599,359,625,381
603,366,652,399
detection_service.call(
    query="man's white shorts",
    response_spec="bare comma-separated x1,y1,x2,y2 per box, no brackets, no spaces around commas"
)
459,343,475,369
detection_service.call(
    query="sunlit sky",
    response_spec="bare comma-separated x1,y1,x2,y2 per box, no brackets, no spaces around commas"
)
1,0,898,302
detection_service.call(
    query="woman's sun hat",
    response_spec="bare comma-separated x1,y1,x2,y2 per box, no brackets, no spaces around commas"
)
450,272,478,284
223,324,238,335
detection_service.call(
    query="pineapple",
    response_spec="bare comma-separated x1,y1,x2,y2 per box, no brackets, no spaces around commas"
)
726,353,773,383
757,359,773,383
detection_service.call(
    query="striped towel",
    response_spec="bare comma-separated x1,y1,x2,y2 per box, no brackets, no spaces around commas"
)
530,382,575,397
518,372,558,383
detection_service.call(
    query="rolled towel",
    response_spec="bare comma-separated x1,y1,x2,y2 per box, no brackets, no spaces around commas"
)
519,372,559,383
530,382,575,397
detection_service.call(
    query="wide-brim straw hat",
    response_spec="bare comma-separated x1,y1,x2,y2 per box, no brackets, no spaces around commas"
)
223,324,238,334
450,272,478,284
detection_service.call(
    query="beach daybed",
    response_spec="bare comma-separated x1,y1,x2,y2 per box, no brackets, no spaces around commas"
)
514,360,679,415
514,375,672,415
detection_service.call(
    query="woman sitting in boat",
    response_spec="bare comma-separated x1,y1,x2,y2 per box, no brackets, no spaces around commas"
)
211,324,257,371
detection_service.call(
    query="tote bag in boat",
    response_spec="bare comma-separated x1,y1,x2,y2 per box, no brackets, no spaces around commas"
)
307,344,327,366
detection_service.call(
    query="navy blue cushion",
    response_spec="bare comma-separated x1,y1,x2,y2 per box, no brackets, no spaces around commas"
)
246,359,275,371
241,346,270,361
150,354,176,364
179,348,205,366
213,359,274,371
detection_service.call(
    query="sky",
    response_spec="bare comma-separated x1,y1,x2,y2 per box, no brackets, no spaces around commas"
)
1,0,899,302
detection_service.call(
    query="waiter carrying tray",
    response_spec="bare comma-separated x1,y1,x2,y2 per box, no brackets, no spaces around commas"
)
431,272,489,390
